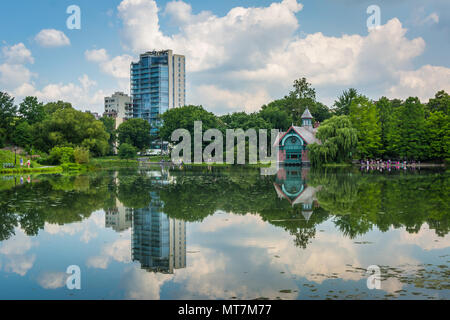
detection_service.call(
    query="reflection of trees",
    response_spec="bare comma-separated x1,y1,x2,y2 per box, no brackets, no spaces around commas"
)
0,166,447,247
0,172,116,241
309,168,450,238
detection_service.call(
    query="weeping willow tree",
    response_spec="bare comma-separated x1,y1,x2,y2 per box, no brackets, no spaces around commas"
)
308,115,358,165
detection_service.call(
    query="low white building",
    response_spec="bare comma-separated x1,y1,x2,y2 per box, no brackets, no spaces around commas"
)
103,92,132,129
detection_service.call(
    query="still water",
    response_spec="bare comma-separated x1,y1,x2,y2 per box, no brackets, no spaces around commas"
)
0,166,448,300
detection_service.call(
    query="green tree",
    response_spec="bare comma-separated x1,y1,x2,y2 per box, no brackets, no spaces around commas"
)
34,107,109,156
118,143,137,160
18,96,45,124
427,90,449,115
425,111,449,160
0,92,17,142
349,96,381,159
100,116,117,155
259,104,292,130
333,88,358,116
376,97,395,158
13,121,32,147
74,147,90,164
388,97,427,160
308,116,358,165
117,118,152,151
160,105,224,141
43,101,73,115
292,77,316,100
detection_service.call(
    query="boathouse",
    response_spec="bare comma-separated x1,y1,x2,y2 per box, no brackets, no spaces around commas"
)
274,108,321,165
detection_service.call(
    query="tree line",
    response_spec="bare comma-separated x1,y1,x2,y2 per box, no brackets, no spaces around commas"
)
1,76,449,164
159,78,449,164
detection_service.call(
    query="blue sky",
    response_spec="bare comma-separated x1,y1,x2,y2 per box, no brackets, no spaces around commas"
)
0,0,449,114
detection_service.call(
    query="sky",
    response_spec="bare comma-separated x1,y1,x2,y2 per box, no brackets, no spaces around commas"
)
0,0,449,115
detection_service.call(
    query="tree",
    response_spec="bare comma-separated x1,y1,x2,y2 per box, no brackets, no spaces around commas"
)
259,104,292,130
220,112,271,130
118,143,136,160
349,96,381,159
43,101,72,115
18,96,45,124
292,77,316,100
427,90,449,115
333,88,358,116
375,97,395,158
74,147,90,164
13,121,32,148
33,106,109,156
388,97,427,160
117,118,152,151
0,92,17,142
100,116,116,155
308,116,358,165
160,105,224,141
425,111,449,160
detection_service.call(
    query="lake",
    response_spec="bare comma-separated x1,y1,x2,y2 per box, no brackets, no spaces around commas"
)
0,166,448,299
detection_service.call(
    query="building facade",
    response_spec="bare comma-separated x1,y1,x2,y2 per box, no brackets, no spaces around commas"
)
274,108,321,165
131,50,185,135
103,92,132,129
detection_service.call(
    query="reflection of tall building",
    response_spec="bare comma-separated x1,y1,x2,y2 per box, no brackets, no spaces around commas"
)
132,191,186,273
105,198,132,232
273,167,320,221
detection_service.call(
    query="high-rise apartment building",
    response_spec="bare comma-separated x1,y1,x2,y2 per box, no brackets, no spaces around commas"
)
130,50,185,135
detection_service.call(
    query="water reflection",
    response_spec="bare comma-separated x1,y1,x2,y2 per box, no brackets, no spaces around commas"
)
0,166,448,299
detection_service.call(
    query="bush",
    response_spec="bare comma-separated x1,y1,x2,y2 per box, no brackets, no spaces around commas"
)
74,147,90,164
118,143,137,160
48,146,75,165
61,162,83,172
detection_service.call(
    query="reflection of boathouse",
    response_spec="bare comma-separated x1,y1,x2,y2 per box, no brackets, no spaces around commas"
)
273,167,320,221
274,108,320,165
132,192,186,274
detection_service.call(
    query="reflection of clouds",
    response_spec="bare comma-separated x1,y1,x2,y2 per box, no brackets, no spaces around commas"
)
44,210,104,244
37,271,68,289
381,277,404,295
87,230,131,269
124,266,173,299
122,246,298,300
398,224,450,250
196,211,266,233
3,254,36,276
0,228,37,276
0,228,35,255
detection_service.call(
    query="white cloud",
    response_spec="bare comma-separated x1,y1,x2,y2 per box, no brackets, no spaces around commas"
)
37,272,68,289
87,231,131,269
35,29,71,47
193,85,272,114
0,63,36,89
388,65,450,102
85,49,109,62
2,43,34,64
425,13,439,24
85,48,133,80
115,0,446,113
13,74,107,113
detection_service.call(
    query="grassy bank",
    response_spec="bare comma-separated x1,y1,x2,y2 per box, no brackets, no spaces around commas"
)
0,166,63,174
90,157,139,168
